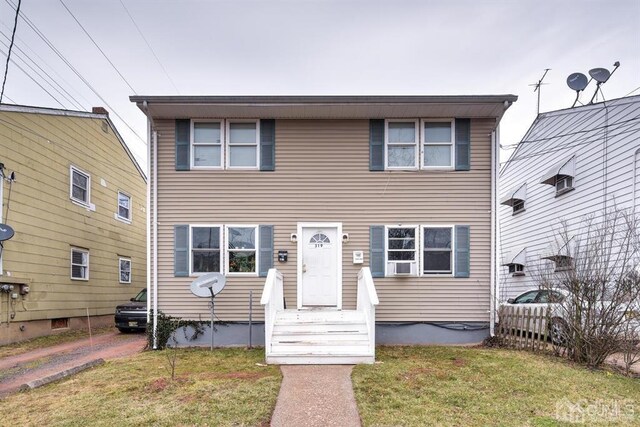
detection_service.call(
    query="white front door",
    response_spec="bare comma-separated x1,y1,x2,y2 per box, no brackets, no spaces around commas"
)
300,225,340,307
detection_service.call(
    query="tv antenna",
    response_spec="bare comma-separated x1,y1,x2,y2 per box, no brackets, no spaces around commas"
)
529,68,550,115
588,61,620,104
190,273,226,350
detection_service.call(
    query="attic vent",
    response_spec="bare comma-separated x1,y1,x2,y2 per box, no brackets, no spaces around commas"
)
101,121,109,134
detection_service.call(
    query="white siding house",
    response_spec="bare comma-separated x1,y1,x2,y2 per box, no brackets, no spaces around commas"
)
499,95,640,300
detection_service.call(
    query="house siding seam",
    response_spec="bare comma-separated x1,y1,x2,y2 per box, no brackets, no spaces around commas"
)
152,118,495,322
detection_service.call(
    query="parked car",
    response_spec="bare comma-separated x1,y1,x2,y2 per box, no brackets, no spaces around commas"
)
502,289,640,344
115,289,147,333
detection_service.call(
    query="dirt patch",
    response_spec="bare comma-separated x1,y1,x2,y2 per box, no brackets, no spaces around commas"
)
451,358,467,367
200,371,270,381
146,378,170,392
398,367,450,385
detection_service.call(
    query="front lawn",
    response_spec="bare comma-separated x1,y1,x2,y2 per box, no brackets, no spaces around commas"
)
353,346,640,427
0,348,281,426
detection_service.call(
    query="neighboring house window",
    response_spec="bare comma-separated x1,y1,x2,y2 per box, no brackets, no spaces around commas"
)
555,176,573,195
422,120,454,168
422,226,453,274
508,263,525,276
512,199,525,214
190,226,222,274
385,120,418,169
70,166,90,205
119,257,131,283
192,121,222,168
117,191,131,221
71,248,89,280
554,256,573,272
227,121,259,168
226,225,258,274
386,226,417,275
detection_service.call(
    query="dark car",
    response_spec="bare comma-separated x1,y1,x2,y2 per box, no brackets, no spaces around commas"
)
115,289,147,333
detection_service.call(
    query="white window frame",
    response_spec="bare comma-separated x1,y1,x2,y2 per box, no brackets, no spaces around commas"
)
420,225,455,276
70,247,89,281
189,224,223,276
384,225,419,276
384,119,419,170
119,257,132,284
421,119,455,170
225,224,259,276
69,165,91,206
226,120,260,170
116,191,132,223
190,119,224,170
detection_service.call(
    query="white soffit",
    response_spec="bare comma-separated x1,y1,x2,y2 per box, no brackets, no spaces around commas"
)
499,183,527,206
539,156,576,185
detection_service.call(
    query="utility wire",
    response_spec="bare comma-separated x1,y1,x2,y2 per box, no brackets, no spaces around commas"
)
58,0,138,95
0,0,20,103
624,85,640,97
0,34,83,109
118,0,179,93
4,0,146,145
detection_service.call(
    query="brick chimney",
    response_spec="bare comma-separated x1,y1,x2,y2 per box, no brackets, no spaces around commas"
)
92,106,108,116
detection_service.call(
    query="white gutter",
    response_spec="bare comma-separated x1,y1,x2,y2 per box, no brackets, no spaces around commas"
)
490,128,498,336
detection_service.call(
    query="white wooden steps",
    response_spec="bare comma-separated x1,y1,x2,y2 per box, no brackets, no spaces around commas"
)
266,309,375,365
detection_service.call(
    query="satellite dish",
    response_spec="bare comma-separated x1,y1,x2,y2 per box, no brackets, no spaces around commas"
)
0,224,14,242
589,68,611,83
190,273,226,298
567,73,588,91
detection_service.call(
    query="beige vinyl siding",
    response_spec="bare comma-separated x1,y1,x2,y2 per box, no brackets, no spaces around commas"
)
0,110,146,321
154,119,494,322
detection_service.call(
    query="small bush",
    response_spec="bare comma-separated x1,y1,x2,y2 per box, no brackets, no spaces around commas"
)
146,310,206,350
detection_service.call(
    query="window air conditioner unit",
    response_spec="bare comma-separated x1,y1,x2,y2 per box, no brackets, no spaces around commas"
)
389,261,416,276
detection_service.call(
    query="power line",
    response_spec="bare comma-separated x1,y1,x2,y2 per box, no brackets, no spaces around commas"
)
0,0,20,103
58,0,138,95
4,0,146,145
118,0,179,93
624,85,640,97
0,30,84,110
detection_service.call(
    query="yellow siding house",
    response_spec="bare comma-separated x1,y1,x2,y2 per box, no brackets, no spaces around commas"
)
0,104,146,345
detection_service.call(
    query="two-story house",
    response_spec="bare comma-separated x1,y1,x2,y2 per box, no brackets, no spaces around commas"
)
132,95,516,363
499,95,640,301
0,104,147,345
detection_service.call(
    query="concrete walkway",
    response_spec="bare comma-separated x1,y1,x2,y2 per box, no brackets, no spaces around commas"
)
271,365,361,427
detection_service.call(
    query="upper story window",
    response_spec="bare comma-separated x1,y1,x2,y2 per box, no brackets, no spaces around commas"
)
227,121,259,169
385,121,418,169
422,120,454,168
555,176,573,195
70,166,90,205
191,121,223,168
71,247,89,280
119,257,131,283
422,226,453,274
117,191,131,222
540,155,575,197
500,183,527,215
226,225,258,274
190,225,222,275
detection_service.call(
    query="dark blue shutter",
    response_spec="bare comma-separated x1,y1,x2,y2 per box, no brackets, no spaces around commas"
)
258,225,274,277
174,225,189,277
370,225,385,277
260,119,275,171
454,225,470,278
175,119,190,171
455,118,470,171
369,119,385,171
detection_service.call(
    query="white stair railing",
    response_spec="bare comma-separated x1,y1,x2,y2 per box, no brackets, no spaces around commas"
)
260,268,283,356
357,267,379,355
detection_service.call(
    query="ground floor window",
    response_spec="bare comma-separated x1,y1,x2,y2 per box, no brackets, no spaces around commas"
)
119,257,132,283
226,225,258,274
422,226,453,274
71,247,89,280
190,226,222,274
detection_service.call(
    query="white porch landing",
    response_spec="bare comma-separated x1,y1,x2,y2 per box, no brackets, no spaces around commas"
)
261,268,379,365
268,309,373,364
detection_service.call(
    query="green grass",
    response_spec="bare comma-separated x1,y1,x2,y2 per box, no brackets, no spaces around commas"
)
0,326,116,359
0,348,281,426
353,346,640,427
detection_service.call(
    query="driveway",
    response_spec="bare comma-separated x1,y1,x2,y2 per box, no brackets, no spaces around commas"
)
0,331,146,397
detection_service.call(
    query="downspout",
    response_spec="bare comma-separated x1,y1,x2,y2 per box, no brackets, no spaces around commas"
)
142,100,159,349
490,128,498,336
634,148,640,215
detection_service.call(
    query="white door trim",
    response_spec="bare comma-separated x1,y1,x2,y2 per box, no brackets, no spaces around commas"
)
297,222,343,310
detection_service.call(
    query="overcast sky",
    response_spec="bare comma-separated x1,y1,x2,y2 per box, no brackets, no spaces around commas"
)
1,0,639,170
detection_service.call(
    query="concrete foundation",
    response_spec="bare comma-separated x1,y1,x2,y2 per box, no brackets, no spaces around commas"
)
0,315,114,346
170,321,490,347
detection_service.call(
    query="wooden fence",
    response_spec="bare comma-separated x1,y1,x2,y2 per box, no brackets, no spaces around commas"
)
498,306,551,351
